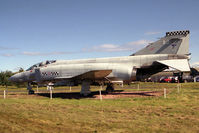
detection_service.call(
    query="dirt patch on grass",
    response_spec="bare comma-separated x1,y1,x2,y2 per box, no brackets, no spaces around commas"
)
94,91,164,99
1,94,45,99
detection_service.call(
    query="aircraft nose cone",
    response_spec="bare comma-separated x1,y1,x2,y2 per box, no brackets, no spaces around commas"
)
9,73,24,82
8,76,14,82
8,75,18,82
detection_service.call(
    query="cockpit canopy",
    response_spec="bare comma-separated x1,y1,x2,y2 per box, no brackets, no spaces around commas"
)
26,60,56,71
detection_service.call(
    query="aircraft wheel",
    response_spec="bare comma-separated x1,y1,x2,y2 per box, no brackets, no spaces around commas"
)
28,89,35,95
106,83,114,92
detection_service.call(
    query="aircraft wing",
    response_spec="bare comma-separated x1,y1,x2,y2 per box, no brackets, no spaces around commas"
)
55,70,112,80
156,59,190,72
75,70,112,80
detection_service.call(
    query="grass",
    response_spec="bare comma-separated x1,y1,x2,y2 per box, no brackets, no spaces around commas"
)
0,83,199,132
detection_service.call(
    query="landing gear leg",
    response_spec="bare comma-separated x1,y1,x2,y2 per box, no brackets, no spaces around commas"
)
80,81,91,96
106,83,114,93
27,83,34,95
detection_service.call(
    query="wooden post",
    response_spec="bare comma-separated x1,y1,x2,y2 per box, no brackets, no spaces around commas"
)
70,86,71,92
5,85,8,99
99,86,103,101
37,85,39,93
164,88,166,98
3,90,5,99
177,84,180,93
137,83,140,90
194,77,196,82
50,86,53,99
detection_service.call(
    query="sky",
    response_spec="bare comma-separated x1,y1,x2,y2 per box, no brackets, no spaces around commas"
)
0,0,199,71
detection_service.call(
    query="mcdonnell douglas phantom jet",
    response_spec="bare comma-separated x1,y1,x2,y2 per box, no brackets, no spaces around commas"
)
9,30,191,96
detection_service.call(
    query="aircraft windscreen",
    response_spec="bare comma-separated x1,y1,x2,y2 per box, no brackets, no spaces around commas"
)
26,60,56,71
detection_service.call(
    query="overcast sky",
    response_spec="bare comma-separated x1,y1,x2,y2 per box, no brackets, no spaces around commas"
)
0,0,199,71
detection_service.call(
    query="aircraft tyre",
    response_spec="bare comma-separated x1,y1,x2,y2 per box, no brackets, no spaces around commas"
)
106,83,114,93
28,89,35,95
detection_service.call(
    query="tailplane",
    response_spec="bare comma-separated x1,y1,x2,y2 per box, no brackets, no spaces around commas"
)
132,30,190,56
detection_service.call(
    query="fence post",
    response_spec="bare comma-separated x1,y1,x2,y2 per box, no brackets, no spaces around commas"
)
177,84,180,93
99,86,103,101
37,85,39,93
50,86,53,99
4,90,6,99
164,88,166,98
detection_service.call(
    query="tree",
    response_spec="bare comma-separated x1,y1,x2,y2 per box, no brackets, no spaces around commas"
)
0,71,13,86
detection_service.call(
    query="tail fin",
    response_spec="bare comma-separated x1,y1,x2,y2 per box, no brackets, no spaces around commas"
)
132,30,190,56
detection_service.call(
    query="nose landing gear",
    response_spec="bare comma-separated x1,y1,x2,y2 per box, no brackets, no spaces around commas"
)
27,83,35,94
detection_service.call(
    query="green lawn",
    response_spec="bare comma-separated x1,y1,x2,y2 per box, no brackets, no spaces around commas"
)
0,83,199,133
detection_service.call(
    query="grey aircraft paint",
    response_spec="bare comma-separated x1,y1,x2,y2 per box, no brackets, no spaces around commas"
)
9,30,191,96
133,30,189,55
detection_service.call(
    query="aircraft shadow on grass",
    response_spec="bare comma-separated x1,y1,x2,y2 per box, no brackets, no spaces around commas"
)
36,90,157,99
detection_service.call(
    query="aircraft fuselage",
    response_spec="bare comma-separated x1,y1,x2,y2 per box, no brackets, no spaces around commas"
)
9,54,188,84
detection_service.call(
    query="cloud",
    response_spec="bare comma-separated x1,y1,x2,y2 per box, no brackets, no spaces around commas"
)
145,31,161,35
0,53,14,57
0,46,17,57
98,44,118,49
83,40,152,52
22,51,73,56
191,62,199,67
83,44,121,52
126,40,152,45
0,46,17,50
21,39,152,56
